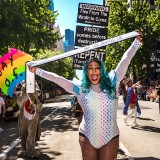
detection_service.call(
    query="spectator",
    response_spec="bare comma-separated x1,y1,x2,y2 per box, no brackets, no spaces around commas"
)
120,76,128,104
146,85,158,102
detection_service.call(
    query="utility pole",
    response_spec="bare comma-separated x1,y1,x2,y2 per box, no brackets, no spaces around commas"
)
103,0,106,6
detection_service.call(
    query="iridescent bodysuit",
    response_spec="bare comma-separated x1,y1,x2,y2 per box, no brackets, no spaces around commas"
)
36,39,141,149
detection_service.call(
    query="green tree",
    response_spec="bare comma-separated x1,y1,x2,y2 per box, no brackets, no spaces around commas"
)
106,0,159,80
0,0,59,55
34,49,76,87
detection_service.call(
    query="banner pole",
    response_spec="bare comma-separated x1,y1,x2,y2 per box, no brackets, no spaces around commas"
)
27,31,140,67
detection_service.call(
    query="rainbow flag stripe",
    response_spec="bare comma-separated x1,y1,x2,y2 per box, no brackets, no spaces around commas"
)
0,48,33,97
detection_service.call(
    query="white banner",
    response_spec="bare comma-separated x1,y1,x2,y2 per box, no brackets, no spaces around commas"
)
27,31,139,67
26,31,140,93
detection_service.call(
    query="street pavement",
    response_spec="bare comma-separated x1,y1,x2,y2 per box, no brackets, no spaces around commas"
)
117,96,160,159
0,94,160,160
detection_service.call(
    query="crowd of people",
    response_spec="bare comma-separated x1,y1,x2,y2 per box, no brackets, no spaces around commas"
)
0,90,19,127
119,77,160,103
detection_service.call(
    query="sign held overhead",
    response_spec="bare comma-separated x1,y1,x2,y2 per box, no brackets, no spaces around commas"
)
77,3,109,26
72,50,106,70
75,25,107,47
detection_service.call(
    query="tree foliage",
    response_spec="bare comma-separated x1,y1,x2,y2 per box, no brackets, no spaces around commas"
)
34,50,76,86
106,0,159,80
0,0,59,55
0,0,76,87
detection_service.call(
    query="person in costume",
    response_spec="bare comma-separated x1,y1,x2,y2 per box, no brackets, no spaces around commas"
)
16,82,43,158
123,78,141,127
28,31,142,160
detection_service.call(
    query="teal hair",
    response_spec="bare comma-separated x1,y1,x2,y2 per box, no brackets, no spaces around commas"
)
81,58,116,99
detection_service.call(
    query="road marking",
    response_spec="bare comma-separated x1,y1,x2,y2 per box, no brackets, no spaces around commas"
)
119,141,134,160
0,96,70,158
0,139,20,158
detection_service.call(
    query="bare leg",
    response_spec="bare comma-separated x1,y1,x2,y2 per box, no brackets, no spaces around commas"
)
79,134,98,160
99,136,119,160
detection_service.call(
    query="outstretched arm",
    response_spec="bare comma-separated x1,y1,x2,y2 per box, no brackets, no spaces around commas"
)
28,67,75,95
115,31,143,86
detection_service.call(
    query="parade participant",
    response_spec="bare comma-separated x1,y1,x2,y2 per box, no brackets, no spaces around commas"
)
123,79,141,127
17,82,43,158
120,76,128,104
28,31,142,160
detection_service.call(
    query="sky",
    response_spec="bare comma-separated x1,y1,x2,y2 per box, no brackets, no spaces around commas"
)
54,0,103,36
54,0,104,79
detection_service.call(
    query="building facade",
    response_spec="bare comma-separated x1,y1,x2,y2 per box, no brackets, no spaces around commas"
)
45,0,64,51
64,29,74,52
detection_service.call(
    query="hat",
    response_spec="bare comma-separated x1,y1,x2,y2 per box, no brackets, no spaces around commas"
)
126,78,132,84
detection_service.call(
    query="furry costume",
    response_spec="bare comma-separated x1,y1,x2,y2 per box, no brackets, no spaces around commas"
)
17,85,42,158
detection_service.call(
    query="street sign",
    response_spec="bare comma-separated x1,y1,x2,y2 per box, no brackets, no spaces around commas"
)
75,25,107,47
72,49,106,69
77,3,109,26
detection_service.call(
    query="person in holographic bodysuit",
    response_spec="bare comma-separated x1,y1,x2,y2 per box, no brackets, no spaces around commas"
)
28,31,142,160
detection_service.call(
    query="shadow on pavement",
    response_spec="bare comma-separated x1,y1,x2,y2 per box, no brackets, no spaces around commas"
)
131,125,160,133
41,107,79,132
134,157,160,160
1,153,54,160
0,121,19,154
137,117,155,121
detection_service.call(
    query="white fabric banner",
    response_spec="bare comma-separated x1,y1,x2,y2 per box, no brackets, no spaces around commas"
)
26,31,140,93
27,31,139,67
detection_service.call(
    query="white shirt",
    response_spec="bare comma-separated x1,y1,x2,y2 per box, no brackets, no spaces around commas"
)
0,97,5,114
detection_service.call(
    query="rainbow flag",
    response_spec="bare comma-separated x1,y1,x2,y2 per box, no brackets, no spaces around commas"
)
0,48,33,97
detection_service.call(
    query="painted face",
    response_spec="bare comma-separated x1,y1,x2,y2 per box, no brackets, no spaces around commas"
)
87,61,101,85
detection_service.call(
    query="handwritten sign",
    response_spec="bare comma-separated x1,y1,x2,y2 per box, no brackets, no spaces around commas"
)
77,3,109,26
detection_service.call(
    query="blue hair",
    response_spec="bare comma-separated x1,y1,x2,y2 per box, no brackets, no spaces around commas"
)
81,58,116,99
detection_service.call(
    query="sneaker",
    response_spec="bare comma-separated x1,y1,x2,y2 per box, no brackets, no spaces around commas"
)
132,122,138,127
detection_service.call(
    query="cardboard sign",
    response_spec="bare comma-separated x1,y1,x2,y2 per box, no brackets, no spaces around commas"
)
77,3,109,26
75,25,107,47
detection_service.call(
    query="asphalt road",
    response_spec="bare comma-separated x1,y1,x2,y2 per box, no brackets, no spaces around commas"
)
0,95,159,160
